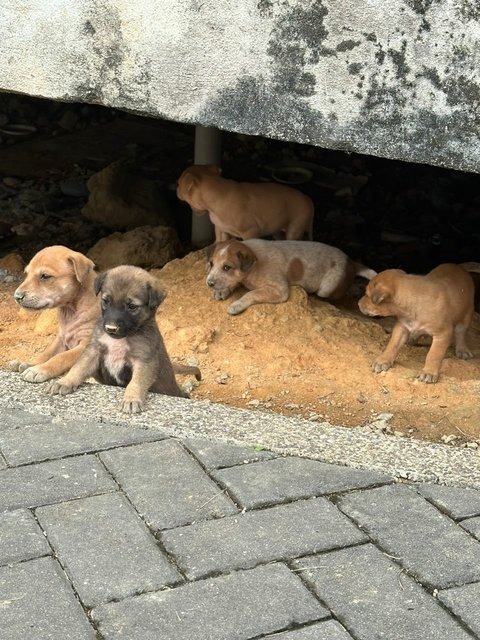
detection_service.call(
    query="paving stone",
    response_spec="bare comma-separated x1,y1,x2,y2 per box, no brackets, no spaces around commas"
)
0,452,6,470
416,483,480,519
0,508,50,565
161,497,366,579
212,457,392,509
0,408,54,430
100,440,238,530
183,437,275,469
438,582,480,637
293,544,472,640
36,492,181,607
92,563,327,640
0,556,95,639
460,516,480,540
338,484,480,588
264,620,354,639
0,454,116,511
0,415,167,465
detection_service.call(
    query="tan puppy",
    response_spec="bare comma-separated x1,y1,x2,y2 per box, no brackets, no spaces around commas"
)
206,239,376,315
47,266,197,413
177,164,314,242
10,245,98,383
358,264,477,383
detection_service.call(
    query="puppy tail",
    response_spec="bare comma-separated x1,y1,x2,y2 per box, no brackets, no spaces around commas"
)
173,362,202,381
353,262,377,280
460,261,480,275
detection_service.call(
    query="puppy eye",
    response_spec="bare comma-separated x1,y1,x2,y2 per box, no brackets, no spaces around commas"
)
101,296,109,305
127,302,139,311
223,264,231,272
39,273,52,281
208,261,213,269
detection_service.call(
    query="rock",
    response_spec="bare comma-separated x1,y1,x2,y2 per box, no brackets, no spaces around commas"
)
82,160,172,228
59,176,89,198
57,109,78,130
87,225,180,271
3,176,20,188
12,222,35,237
0,253,25,274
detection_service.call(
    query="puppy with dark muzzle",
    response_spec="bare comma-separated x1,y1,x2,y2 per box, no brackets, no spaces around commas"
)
47,265,195,412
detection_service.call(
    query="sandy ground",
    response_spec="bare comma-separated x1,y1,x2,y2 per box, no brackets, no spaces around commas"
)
2,250,480,446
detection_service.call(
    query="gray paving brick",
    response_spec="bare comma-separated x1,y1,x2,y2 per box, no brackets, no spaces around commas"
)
293,544,472,640
36,492,181,607
460,516,480,540
438,582,480,637
0,508,50,565
0,408,54,430
92,563,327,640
161,497,366,579
100,440,238,530
184,437,275,469
0,454,116,511
212,457,392,509
338,484,480,588
416,483,480,519
264,621,354,639
0,415,167,465
0,556,95,639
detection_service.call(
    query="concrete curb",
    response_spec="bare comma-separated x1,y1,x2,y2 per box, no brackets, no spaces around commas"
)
0,369,478,488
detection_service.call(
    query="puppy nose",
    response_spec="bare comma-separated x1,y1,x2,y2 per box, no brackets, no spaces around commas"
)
14,290,25,302
206,279,215,288
105,324,120,335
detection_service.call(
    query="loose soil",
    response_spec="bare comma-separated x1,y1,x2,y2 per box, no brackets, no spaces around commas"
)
2,250,480,446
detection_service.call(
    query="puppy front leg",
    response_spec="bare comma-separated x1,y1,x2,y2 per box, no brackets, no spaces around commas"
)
22,341,89,383
122,360,157,414
46,347,99,396
372,322,409,373
9,335,63,375
417,331,452,383
228,285,289,315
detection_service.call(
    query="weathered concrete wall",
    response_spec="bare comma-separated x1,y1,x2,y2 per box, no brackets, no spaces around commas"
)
0,0,479,172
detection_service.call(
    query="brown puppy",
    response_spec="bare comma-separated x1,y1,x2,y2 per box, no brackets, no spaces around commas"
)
358,264,477,383
177,164,314,242
47,266,195,413
10,245,98,383
206,239,376,315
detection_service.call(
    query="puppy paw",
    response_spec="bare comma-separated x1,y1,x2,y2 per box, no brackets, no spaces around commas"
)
9,360,31,373
416,371,439,384
213,289,231,301
372,360,393,373
21,366,51,383
455,348,473,360
46,380,78,395
121,399,145,414
228,300,247,315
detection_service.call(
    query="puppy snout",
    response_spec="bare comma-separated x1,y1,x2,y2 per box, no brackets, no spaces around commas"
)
206,278,216,288
14,289,25,302
105,323,121,336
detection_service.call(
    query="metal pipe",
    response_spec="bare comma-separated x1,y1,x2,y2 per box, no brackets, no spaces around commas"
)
191,125,221,247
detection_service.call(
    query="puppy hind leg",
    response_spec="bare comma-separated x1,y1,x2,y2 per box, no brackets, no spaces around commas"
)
417,331,452,383
454,319,474,360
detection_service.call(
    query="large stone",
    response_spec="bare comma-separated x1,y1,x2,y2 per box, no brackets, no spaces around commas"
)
0,2,478,173
87,224,179,271
82,160,172,228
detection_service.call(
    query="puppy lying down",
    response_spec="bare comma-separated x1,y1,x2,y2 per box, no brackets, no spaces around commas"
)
48,266,200,413
359,263,479,383
206,239,377,315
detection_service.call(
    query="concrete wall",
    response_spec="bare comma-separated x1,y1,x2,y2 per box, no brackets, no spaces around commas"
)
0,0,479,172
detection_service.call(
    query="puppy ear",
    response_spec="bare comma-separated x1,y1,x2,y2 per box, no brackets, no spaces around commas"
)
371,283,390,305
94,272,106,296
180,173,197,197
205,243,216,261
68,252,95,283
146,283,166,310
203,164,221,175
237,247,256,272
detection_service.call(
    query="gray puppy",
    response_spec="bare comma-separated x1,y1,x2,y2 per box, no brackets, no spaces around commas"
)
48,265,199,413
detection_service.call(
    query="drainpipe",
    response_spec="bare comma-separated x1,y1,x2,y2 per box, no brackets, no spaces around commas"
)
191,125,221,247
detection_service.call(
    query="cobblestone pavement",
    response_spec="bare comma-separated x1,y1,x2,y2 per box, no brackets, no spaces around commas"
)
1,404,480,640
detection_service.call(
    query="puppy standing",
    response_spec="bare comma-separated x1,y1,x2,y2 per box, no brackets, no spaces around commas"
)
48,266,191,413
177,164,314,242
10,245,98,382
358,264,477,383
206,239,376,315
